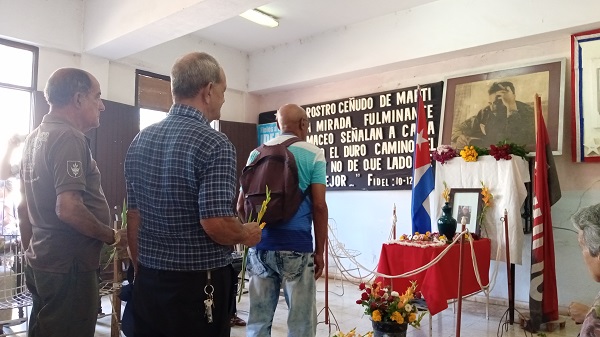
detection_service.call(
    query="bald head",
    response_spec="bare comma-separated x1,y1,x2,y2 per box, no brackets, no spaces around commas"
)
276,104,309,138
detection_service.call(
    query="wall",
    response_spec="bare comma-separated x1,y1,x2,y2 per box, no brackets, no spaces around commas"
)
36,44,255,123
257,37,600,310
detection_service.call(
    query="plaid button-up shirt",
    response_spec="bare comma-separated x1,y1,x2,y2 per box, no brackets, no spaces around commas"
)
125,104,236,270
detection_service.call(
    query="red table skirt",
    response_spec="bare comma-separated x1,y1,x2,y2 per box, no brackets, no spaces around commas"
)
376,238,491,315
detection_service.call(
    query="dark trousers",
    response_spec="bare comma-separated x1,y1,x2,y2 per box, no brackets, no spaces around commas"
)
25,264,99,337
133,264,234,337
229,261,242,317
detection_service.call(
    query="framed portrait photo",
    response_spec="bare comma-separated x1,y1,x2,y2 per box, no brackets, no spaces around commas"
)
440,59,565,155
572,29,600,162
449,188,483,236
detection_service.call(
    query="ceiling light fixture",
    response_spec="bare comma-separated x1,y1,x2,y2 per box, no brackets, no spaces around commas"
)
240,9,279,28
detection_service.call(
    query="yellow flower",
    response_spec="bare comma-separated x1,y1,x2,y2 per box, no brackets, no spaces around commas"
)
442,181,450,202
460,146,478,162
408,313,417,322
371,310,382,322
398,295,408,307
481,184,493,206
390,311,404,324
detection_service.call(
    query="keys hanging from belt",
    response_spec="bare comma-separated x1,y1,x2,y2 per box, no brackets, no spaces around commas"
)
204,270,215,323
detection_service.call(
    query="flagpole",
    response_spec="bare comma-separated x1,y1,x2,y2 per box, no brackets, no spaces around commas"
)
392,203,397,240
455,217,467,337
503,209,514,324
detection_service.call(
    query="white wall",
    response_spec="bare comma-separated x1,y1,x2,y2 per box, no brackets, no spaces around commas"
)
36,42,254,122
247,0,600,93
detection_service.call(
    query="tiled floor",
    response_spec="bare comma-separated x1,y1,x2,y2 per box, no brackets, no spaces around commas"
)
1,278,582,337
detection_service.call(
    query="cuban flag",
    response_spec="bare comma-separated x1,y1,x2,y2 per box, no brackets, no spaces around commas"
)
411,88,434,233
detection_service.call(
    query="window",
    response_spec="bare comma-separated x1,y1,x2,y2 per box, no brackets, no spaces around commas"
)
135,69,219,130
0,39,37,169
139,108,167,130
0,38,38,223
136,70,171,130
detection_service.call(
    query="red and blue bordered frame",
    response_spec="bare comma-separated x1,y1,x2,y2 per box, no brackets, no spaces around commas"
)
571,29,600,162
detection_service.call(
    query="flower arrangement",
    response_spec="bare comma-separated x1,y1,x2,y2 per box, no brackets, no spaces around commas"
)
331,329,373,337
392,231,448,247
477,181,493,237
102,198,128,270
356,281,425,328
432,145,458,164
459,145,477,161
435,142,527,164
489,141,528,160
459,145,489,162
399,231,447,243
441,181,450,203
237,186,270,302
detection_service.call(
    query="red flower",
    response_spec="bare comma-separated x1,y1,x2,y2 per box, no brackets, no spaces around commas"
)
432,145,458,164
356,299,363,305
361,292,369,301
489,144,512,160
359,282,366,290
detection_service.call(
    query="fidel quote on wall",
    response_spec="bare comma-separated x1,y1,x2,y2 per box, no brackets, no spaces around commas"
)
259,81,443,191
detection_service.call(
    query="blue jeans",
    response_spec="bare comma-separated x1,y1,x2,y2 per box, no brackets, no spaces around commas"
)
246,249,316,337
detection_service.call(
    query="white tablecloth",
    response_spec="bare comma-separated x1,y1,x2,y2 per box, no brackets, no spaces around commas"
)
433,156,530,264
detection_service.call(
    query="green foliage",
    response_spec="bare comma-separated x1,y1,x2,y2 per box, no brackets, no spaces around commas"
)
473,145,489,156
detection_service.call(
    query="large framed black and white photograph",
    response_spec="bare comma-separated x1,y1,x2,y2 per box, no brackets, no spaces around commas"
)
572,29,600,162
440,60,565,154
449,188,483,236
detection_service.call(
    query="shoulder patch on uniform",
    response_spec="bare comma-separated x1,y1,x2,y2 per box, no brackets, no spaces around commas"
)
67,161,82,178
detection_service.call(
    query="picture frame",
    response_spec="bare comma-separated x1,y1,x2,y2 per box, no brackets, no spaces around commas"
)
440,59,565,155
571,29,600,162
449,188,483,236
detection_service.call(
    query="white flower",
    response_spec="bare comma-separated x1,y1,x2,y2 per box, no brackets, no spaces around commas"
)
391,291,400,297
404,303,413,312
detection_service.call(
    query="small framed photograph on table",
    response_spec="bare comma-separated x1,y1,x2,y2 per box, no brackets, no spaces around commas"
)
449,188,483,236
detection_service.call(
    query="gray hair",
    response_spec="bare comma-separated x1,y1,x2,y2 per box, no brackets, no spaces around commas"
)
44,68,92,107
572,203,600,257
171,52,222,100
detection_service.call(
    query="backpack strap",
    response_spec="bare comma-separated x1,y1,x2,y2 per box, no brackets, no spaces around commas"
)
278,136,311,199
278,136,302,148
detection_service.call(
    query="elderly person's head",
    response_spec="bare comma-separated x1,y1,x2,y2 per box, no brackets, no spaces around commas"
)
572,204,600,282
171,52,226,122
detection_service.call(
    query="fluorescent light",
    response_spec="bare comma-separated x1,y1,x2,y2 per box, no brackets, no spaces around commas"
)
240,9,279,28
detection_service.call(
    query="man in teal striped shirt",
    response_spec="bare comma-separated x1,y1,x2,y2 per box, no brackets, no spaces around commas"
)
240,104,328,337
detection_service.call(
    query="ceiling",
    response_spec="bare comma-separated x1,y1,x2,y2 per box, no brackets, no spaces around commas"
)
190,0,440,53
10,0,598,93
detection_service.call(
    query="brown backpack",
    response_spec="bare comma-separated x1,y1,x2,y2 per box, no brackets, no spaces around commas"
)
239,137,305,226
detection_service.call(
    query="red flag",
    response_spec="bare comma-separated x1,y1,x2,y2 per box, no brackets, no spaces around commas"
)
529,94,559,330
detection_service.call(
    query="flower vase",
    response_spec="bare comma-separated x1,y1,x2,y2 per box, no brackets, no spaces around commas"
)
372,321,408,337
437,202,457,242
